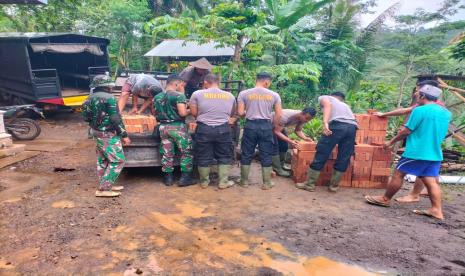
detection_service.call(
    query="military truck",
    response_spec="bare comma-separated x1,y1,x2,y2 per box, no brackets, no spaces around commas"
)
0,33,110,110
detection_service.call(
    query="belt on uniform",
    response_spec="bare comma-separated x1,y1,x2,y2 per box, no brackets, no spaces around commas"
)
159,120,184,124
245,119,271,123
197,122,229,128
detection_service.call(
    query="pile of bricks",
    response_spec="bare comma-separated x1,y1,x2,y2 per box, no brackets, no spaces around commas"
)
291,113,392,189
355,114,389,145
291,142,352,187
122,115,157,133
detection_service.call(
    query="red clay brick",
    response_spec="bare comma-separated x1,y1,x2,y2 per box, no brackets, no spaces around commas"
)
298,141,317,151
369,116,389,131
355,114,371,130
366,131,387,144
372,146,392,161
355,130,367,144
354,144,375,161
372,161,391,168
371,167,391,176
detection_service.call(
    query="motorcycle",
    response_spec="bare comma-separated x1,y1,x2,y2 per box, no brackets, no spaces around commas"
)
1,105,44,140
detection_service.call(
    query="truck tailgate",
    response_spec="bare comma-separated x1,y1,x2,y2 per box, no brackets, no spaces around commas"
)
124,133,161,167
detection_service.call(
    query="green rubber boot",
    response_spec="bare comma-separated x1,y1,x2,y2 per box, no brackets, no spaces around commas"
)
296,168,320,192
261,167,275,190
328,170,344,192
272,155,291,177
198,167,210,189
218,165,235,189
281,151,291,171
240,165,251,187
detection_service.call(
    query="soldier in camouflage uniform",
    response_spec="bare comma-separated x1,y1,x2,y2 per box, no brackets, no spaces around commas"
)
83,75,131,197
153,74,195,187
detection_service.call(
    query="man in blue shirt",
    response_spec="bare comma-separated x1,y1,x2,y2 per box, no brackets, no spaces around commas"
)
365,85,451,220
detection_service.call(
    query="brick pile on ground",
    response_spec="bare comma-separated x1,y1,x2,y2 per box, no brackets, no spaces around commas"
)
291,113,392,189
122,115,157,133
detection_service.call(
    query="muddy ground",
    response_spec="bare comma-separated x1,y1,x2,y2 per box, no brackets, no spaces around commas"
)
0,112,464,276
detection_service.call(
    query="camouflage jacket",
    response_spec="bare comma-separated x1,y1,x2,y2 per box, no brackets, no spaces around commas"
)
153,90,187,124
82,92,128,138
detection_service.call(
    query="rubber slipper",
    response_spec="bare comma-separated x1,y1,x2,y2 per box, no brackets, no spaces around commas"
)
365,195,390,207
420,193,430,198
412,209,443,220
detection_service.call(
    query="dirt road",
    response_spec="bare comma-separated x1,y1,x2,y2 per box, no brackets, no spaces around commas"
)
1,112,464,275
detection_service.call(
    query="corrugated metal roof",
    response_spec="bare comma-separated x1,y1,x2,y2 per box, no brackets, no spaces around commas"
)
0,33,109,44
144,39,234,58
0,0,47,4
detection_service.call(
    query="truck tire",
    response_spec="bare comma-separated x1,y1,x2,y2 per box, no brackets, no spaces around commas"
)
8,118,41,140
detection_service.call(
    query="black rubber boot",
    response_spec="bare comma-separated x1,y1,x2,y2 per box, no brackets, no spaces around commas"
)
178,172,197,187
164,173,174,186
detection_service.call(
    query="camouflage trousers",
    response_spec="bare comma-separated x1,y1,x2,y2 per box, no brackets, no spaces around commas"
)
94,130,126,191
159,123,193,173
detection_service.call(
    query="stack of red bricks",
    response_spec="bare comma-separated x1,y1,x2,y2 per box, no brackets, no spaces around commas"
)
291,112,392,189
122,115,157,133
291,142,353,187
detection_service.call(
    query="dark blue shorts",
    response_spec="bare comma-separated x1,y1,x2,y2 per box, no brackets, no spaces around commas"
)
396,158,441,177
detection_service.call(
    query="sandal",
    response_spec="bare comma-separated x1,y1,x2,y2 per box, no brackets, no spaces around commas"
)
412,209,443,220
365,195,390,207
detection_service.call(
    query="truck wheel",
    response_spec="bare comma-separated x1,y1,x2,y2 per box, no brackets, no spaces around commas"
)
8,118,41,140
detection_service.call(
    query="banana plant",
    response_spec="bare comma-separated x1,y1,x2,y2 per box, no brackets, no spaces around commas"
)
265,0,335,29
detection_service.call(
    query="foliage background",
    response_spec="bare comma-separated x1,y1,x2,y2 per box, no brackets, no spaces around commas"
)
0,0,464,147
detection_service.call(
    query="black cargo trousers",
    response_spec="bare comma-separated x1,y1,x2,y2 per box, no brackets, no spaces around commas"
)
240,119,274,167
310,121,357,172
195,122,233,167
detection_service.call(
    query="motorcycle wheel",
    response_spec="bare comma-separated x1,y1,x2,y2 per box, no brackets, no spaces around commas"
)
7,118,41,140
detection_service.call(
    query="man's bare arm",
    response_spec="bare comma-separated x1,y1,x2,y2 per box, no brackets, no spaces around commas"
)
177,103,190,117
385,126,412,148
320,98,332,136
376,107,413,117
295,123,312,141
190,104,198,117
237,102,246,117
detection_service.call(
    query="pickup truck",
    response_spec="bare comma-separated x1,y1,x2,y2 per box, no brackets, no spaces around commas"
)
116,71,243,167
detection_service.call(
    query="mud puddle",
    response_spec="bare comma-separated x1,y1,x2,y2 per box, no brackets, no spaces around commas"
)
110,200,376,275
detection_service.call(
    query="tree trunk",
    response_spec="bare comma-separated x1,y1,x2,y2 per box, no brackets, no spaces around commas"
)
228,36,244,82
397,57,414,108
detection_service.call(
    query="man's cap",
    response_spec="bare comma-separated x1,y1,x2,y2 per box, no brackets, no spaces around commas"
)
90,74,115,88
419,84,442,98
189,57,213,70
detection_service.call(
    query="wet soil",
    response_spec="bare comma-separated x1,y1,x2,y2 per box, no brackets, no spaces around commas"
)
1,112,464,275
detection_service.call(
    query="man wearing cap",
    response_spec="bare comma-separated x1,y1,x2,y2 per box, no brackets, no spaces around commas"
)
153,74,195,187
237,72,283,190
189,73,236,189
83,75,131,197
272,107,317,177
365,84,451,220
179,57,213,98
374,80,446,203
118,74,163,114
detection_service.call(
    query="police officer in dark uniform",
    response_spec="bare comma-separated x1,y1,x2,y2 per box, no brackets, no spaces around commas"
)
190,74,236,189
237,72,283,190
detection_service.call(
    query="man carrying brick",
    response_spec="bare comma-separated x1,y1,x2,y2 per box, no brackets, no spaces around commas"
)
153,74,195,187
298,92,357,192
238,72,283,190
272,107,316,177
374,80,445,202
365,85,451,220
189,74,237,189
83,75,131,197
118,73,163,115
